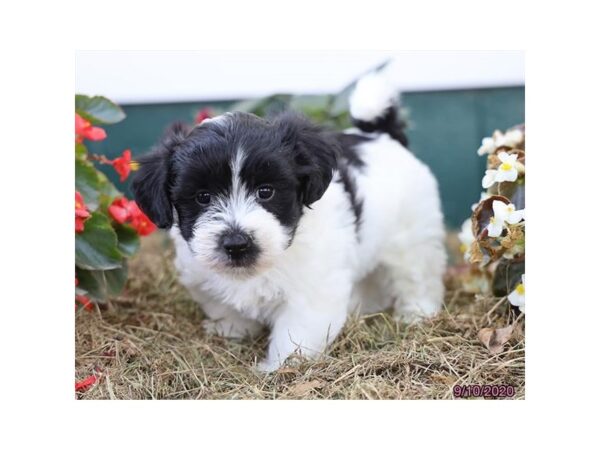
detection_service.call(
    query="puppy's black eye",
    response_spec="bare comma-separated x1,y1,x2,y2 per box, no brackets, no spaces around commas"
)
196,191,211,205
256,185,275,201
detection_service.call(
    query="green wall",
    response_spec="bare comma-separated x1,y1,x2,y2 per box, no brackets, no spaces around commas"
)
404,87,525,227
87,86,524,228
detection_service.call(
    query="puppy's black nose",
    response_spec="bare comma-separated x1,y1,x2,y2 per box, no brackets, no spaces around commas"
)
222,232,252,258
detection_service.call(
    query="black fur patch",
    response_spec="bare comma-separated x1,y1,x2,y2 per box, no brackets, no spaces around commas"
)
131,122,191,229
351,106,409,147
336,165,363,233
329,132,369,232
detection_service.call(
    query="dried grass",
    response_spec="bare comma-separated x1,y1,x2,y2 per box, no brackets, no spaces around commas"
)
75,233,525,400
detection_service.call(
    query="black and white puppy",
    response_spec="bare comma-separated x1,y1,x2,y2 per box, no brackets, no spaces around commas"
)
132,71,446,372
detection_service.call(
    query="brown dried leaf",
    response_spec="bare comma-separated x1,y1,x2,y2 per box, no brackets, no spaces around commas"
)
500,224,525,249
478,324,515,355
513,322,525,340
469,241,484,264
488,153,501,169
288,380,324,396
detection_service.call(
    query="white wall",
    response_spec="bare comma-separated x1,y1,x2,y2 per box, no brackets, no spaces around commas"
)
75,50,524,104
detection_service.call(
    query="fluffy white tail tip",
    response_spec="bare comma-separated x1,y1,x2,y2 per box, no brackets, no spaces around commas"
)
349,71,399,122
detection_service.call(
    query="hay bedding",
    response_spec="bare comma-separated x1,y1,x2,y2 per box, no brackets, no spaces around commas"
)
75,234,525,400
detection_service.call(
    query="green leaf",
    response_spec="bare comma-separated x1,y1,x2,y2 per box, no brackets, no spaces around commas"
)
76,212,122,270
75,143,87,160
231,94,292,117
75,158,101,209
76,265,128,302
114,223,140,257
76,94,126,125
289,95,332,114
76,156,123,211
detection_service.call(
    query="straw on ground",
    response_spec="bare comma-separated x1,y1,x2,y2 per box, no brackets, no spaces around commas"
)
75,234,525,400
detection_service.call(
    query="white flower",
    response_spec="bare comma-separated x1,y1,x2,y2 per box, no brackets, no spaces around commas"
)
486,200,525,238
495,152,519,183
476,129,523,156
477,137,496,156
481,151,519,188
496,129,524,148
482,169,497,188
458,219,474,261
494,200,525,224
508,274,525,313
486,215,504,238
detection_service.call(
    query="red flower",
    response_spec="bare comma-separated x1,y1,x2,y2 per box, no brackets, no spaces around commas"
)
75,294,94,311
128,201,157,236
75,191,90,233
108,197,130,224
75,113,106,143
112,149,132,182
75,374,98,392
195,108,213,124
108,197,157,236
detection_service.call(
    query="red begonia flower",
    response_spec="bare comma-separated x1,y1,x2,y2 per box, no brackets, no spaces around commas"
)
112,149,132,182
75,294,94,311
75,113,106,143
128,201,157,236
107,197,156,236
195,108,213,124
75,191,91,233
75,374,98,392
108,197,130,224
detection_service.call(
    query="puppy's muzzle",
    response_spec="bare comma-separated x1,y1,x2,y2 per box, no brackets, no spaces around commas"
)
220,231,257,267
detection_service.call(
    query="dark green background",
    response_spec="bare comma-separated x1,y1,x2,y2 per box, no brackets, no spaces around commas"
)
87,86,524,228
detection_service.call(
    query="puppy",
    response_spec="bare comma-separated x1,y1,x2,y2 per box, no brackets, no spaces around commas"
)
132,71,446,372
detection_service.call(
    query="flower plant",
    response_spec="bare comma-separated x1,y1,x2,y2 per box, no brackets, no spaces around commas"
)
458,125,526,312
75,95,156,309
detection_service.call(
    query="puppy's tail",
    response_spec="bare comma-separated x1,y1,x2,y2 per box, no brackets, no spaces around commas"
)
349,69,408,147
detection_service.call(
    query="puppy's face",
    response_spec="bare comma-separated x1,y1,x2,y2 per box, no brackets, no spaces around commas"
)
132,112,338,277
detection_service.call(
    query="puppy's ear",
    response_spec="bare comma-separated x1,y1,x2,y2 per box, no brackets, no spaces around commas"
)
277,112,339,206
131,122,189,228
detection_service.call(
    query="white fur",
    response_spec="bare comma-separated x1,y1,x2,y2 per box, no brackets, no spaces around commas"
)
349,71,399,122
171,132,446,372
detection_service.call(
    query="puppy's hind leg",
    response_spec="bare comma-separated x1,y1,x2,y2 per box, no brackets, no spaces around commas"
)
350,265,395,315
383,240,446,324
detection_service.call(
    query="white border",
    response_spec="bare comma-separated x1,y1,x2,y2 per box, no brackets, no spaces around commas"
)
76,50,524,104
3,0,599,448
